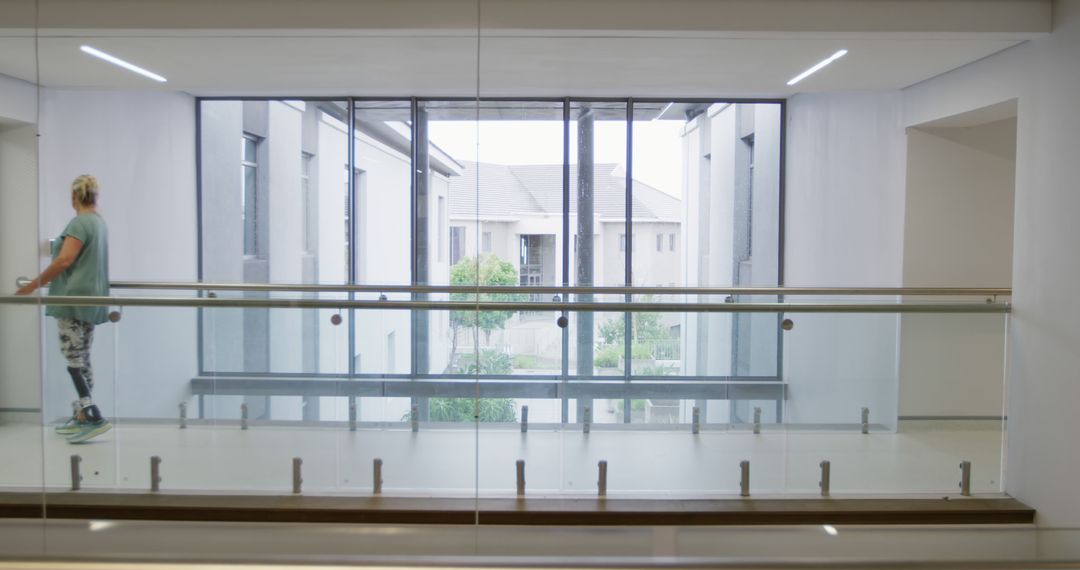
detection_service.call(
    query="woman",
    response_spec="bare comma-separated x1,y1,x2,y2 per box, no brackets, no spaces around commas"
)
17,174,112,444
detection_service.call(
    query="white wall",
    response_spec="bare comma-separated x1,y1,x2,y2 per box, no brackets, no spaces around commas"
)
902,0,1080,527
37,89,198,420
0,123,39,411
782,91,907,426
897,119,1016,418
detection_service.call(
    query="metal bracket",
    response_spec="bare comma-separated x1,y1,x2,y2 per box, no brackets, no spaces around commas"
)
240,402,249,430
373,458,383,495
819,460,831,497
521,405,529,433
70,455,82,491
292,457,303,494
178,402,187,429
150,456,162,492
861,407,870,434
411,405,419,432
960,460,972,496
516,459,526,497
583,406,591,434
349,400,357,432
598,460,608,497
692,406,700,434
753,407,762,434
740,460,750,497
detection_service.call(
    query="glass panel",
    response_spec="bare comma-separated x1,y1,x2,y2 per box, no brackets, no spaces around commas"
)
631,101,782,386
782,309,1007,494
200,100,350,375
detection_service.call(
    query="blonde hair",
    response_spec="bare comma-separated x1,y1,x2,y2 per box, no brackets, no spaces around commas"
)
71,174,99,206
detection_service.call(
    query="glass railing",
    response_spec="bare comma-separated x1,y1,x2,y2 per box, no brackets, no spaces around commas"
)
0,283,1009,501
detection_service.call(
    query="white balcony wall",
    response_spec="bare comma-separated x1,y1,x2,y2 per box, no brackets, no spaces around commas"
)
782,91,907,428
903,0,1080,526
0,73,39,411
37,90,198,420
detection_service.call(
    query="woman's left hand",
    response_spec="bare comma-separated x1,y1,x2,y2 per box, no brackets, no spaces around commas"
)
15,281,37,295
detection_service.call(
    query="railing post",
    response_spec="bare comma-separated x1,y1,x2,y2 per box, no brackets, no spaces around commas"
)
583,406,591,434
70,455,82,491
521,405,529,433
411,405,419,432
861,407,870,434
598,460,608,497
516,459,526,497
150,456,162,492
292,457,303,494
740,460,750,497
373,458,383,495
960,460,972,496
692,406,700,434
240,402,249,430
819,460,831,497
753,407,762,434
178,402,187,429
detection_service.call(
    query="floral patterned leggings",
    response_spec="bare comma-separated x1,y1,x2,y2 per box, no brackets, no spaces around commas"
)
58,318,95,393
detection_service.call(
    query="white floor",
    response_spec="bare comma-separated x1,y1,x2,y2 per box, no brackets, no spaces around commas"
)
0,419,1003,497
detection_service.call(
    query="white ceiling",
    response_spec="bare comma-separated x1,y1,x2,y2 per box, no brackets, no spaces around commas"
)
0,32,1025,97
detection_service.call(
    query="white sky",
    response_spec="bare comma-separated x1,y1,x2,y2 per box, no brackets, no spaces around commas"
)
428,120,686,198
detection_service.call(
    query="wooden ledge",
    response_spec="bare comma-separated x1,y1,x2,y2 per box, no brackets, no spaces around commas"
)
0,492,1034,525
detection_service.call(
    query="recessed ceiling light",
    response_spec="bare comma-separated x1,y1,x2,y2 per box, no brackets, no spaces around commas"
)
80,45,167,83
787,49,848,86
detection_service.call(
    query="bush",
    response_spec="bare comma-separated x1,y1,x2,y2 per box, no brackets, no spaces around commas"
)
595,345,622,368
457,349,513,375
512,354,538,369
415,398,518,422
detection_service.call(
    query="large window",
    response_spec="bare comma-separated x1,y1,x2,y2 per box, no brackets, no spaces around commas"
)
241,134,259,257
199,97,784,425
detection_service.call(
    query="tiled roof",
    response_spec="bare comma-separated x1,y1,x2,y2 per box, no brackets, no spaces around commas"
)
448,161,680,221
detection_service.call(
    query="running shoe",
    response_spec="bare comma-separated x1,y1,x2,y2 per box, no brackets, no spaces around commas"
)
55,416,87,435
66,420,112,444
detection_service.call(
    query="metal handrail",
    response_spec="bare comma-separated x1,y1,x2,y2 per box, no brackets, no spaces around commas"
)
0,294,1010,313
14,277,1012,297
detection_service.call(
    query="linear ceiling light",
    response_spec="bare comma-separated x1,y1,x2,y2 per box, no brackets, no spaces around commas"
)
80,45,167,83
786,49,847,86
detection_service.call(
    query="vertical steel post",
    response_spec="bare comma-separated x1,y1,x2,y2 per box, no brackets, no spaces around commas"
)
411,404,419,432
960,460,972,496
349,400,357,432
740,460,750,497
598,460,608,497
521,405,529,433
861,407,870,434
292,457,303,494
516,460,526,497
70,455,82,491
753,407,762,434
819,460,831,497
583,405,592,434
150,456,162,492
692,406,701,434
373,458,383,495
240,402,249,430
178,402,187,429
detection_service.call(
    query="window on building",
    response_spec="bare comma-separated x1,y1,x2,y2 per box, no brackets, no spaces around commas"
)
619,233,626,253
301,152,315,255
669,233,676,252
656,233,663,252
242,134,259,257
450,226,466,266
482,231,493,253
438,197,446,263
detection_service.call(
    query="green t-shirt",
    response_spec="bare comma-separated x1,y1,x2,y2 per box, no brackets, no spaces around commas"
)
46,213,110,325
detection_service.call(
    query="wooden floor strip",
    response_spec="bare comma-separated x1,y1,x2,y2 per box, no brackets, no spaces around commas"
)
0,492,1034,525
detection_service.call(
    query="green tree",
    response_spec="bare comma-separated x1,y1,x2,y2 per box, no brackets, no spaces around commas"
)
447,254,526,367
427,398,517,422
